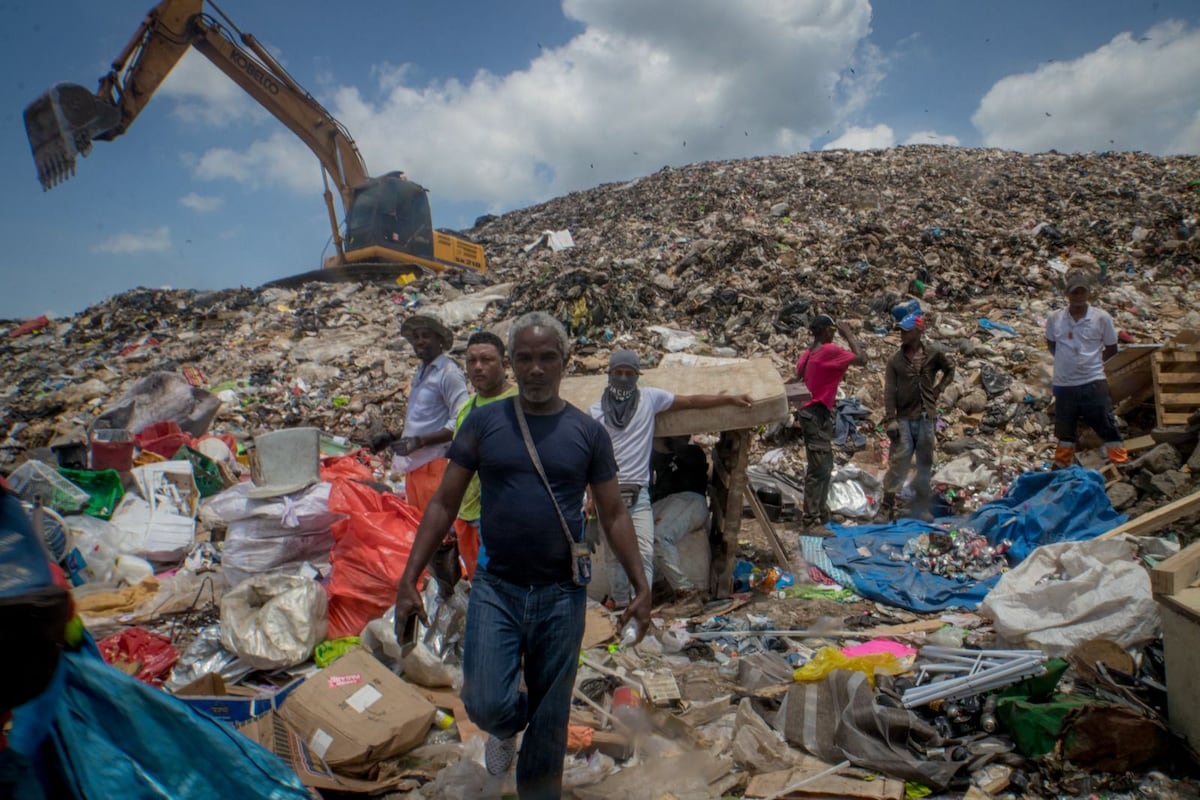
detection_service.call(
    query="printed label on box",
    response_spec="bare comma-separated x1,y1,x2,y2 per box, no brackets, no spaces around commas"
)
327,672,362,688
346,684,382,713
309,728,333,759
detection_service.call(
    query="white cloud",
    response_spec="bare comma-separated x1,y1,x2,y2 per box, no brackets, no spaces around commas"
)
973,21,1200,155
193,131,319,192
92,226,171,254
823,124,894,150
179,192,223,212
158,51,263,127
903,130,961,146
189,1,878,211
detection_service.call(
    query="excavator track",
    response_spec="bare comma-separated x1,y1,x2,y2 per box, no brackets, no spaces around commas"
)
261,261,430,289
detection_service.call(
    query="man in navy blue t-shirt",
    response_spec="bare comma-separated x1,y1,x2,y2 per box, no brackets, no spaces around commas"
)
393,312,649,800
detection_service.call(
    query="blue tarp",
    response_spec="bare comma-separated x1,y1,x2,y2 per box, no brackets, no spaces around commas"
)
822,467,1126,612
9,640,310,800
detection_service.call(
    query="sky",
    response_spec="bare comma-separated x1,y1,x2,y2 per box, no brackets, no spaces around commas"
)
1,0,1198,320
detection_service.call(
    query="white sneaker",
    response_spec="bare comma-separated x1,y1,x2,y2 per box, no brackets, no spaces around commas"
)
484,734,516,775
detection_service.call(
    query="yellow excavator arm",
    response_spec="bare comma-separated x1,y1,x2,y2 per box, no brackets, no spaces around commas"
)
23,0,485,277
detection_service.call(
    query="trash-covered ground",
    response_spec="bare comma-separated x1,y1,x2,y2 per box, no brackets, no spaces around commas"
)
4,145,1200,798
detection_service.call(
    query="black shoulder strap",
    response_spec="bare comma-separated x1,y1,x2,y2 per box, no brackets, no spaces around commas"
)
512,399,583,581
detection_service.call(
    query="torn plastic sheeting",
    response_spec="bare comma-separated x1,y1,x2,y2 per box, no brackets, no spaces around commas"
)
646,325,698,352
434,283,513,327
94,371,221,437
981,538,1158,658
165,624,254,692
931,453,995,488
401,578,468,689
828,465,881,519
780,669,966,791
219,574,328,670
523,228,575,253
324,478,420,638
822,467,1125,612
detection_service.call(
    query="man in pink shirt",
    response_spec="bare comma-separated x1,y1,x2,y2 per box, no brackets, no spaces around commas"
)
793,314,866,536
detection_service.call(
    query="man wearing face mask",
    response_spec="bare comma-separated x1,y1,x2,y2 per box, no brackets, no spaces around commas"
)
589,350,752,608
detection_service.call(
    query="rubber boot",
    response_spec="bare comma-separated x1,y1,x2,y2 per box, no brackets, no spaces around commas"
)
1105,444,1129,465
1053,444,1075,469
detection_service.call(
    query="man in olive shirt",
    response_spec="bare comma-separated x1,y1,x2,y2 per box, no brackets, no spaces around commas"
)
453,331,517,579
879,313,955,522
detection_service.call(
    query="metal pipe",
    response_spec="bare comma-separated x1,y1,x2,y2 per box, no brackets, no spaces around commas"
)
902,658,1044,706
759,759,853,800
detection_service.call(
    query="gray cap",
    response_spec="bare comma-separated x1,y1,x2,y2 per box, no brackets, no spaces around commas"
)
608,349,641,372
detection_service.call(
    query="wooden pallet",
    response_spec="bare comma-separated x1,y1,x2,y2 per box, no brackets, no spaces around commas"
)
1153,346,1200,427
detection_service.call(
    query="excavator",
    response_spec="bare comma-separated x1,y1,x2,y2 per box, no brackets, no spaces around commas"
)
22,0,486,287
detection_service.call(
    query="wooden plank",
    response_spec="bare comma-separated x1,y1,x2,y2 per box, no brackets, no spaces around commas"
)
1164,412,1196,425
712,429,750,597
746,764,904,800
1152,372,1200,385
1125,434,1157,453
1099,488,1200,540
1159,596,1200,751
1151,540,1200,596
1156,350,1200,362
745,484,792,571
1159,392,1200,404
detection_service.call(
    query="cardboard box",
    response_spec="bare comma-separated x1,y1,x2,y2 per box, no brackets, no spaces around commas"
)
239,711,418,794
278,648,436,776
174,672,303,724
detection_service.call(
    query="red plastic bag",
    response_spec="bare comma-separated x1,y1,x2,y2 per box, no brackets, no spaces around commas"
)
325,479,421,638
320,452,375,482
97,627,179,686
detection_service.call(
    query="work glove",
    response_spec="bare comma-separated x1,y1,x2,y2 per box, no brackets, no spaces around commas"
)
369,432,397,453
391,436,422,456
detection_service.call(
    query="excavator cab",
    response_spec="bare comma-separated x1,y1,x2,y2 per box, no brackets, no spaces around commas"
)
345,174,435,260
24,83,121,190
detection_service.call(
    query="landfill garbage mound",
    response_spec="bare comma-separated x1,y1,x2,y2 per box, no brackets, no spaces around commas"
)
5,144,1200,800
2,145,1199,489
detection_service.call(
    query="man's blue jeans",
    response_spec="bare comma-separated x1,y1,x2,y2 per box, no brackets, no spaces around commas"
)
882,417,936,515
462,569,586,800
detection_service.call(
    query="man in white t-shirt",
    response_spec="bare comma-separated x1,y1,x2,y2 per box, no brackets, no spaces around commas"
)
589,350,751,607
1044,271,1127,468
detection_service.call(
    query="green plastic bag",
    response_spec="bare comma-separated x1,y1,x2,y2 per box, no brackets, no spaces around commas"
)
314,636,361,667
57,468,125,520
172,446,223,497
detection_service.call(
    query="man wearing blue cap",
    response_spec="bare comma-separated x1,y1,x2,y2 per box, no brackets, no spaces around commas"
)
590,349,751,607
879,312,955,522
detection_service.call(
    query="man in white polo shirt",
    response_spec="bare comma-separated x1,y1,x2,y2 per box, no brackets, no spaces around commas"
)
1045,271,1127,469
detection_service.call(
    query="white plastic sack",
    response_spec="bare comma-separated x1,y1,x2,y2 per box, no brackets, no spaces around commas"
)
435,284,513,327
203,481,339,530
981,538,1159,658
220,574,328,670
828,465,882,519
221,527,334,584
932,454,995,488
63,515,134,585
646,325,698,352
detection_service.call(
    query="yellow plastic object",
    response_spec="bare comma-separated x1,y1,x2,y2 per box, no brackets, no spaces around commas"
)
313,636,361,667
792,646,906,689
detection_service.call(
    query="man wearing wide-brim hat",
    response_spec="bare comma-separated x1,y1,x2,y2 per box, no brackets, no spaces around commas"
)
371,314,469,511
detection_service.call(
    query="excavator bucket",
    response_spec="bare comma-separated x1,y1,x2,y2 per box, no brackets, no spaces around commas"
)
23,83,121,191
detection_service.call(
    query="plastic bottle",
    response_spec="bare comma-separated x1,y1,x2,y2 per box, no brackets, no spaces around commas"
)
619,622,639,647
